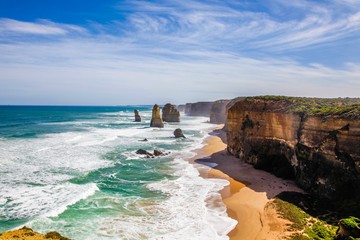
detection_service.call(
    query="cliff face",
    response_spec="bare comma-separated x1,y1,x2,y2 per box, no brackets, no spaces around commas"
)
177,104,185,112
210,100,230,124
227,97,360,215
185,102,213,117
162,103,180,122
185,103,192,115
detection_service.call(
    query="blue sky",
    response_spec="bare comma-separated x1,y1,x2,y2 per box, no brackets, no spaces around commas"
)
0,0,359,105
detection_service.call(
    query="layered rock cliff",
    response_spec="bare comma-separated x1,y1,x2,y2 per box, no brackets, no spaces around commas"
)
184,102,213,117
227,96,360,215
150,104,164,128
210,99,230,124
185,103,192,115
162,103,180,122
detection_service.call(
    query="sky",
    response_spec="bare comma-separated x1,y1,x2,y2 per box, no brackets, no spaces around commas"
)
0,0,359,105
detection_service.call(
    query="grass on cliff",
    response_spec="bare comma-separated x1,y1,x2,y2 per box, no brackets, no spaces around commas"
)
253,96,360,119
273,198,338,240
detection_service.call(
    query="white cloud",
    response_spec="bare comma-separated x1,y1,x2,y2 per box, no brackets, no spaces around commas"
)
0,18,86,36
113,0,360,52
0,38,359,105
0,0,360,104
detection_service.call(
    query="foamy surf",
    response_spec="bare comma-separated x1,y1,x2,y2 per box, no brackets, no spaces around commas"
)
0,106,236,239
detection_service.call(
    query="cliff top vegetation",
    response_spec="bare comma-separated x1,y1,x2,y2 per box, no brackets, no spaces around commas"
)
250,96,360,119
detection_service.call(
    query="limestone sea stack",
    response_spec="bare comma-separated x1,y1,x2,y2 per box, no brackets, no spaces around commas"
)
150,104,164,128
162,103,180,122
134,109,141,122
226,96,360,216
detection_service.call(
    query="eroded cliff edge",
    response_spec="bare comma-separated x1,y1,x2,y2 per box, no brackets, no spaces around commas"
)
226,96,360,216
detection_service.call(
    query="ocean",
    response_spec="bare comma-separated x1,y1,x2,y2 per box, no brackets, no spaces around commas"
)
0,106,236,239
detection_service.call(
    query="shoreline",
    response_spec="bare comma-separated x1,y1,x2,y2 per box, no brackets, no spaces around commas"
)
192,126,303,240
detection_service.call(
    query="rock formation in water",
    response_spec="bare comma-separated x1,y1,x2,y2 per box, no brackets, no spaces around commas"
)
134,109,141,122
136,149,154,158
136,149,169,157
184,102,213,117
154,149,170,156
226,96,360,216
150,104,164,128
162,103,180,122
174,128,185,138
210,99,230,124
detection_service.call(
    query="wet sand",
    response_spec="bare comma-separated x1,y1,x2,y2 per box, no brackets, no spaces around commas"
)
192,128,303,240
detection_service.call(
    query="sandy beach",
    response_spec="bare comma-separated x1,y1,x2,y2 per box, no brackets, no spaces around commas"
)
192,127,303,240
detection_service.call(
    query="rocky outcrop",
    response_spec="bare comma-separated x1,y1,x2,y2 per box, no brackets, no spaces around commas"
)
210,99,230,124
136,149,169,158
177,105,185,112
337,216,360,239
162,103,180,122
134,109,141,122
0,226,69,240
154,149,169,156
174,128,185,138
136,149,154,158
185,102,214,117
227,97,360,215
150,104,164,128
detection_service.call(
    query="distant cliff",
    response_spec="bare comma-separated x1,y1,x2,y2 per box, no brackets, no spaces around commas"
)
177,104,185,112
210,100,230,124
184,102,213,117
185,103,192,115
226,96,360,215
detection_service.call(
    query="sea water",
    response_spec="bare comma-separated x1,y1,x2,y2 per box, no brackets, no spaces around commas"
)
0,106,236,239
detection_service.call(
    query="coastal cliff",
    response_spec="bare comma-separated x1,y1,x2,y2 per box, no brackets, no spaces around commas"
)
177,104,185,112
210,100,230,124
226,96,360,215
184,102,213,117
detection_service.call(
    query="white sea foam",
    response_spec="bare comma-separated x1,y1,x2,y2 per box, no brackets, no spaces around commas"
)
1,183,98,221
1,110,235,239
75,158,237,240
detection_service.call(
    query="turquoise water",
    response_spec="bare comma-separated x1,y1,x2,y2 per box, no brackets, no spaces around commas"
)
0,106,236,239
